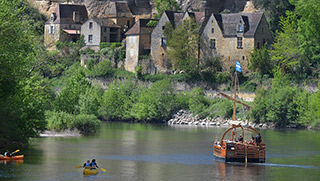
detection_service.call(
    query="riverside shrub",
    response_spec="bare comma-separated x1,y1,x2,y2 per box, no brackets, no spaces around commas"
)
45,111,100,134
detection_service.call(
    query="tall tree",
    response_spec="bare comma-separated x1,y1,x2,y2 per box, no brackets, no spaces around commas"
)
164,18,201,74
252,0,295,34
0,0,48,148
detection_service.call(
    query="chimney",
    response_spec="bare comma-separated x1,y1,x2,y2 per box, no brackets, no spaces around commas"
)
205,8,210,17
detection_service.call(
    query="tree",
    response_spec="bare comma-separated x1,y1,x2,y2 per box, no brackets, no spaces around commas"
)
154,0,180,19
165,18,201,74
252,0,295,34
248,45,273,76
0,0,49,148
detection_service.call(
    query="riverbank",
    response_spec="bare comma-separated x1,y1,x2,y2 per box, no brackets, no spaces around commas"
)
167,110,276,129
39,130,81,137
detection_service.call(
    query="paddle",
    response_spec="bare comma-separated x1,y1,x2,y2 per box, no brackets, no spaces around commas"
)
75,165,83,168
10,149,20,156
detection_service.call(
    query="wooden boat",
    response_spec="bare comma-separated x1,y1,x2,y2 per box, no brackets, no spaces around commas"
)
83,168,98,175
0,155,24,160
213,124,265,163
213,66,265,163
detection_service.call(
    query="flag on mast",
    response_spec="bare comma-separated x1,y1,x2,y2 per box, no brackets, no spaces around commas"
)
236,61,242,72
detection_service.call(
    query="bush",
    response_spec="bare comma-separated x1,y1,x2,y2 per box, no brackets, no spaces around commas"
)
87,60,114,78
45,111,100,134
69,114,101,135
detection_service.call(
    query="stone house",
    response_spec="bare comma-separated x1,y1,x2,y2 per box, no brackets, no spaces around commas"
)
81,18,121,49
103,1,135,39
44,4,88,49
201,12,272,72
150,11,184,73
124,19,156,73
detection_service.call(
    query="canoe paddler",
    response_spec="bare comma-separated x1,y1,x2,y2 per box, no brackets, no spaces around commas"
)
4,150,12,157
83,160,91,169
91,159,99,170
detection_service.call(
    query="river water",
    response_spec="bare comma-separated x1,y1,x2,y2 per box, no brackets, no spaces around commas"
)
1,122,319,180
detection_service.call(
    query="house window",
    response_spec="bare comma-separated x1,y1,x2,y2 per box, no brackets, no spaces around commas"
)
49,25,54,34
104,27,107,32
210,39,216,49
257,42,260,49
88,35,93,43
127,20,130,27
238,25,243,33
161,37,167,47
130,49,134,57
103,37,107,42
212,28,214,34
69,25,71,28
89,22,93,29
130,36,134,43
242,56,245,60
162,26,165,30
237,37,243,49
263,39,266,45
262,28,264,33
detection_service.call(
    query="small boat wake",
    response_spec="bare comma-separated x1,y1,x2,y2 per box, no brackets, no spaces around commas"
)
97,154,319,170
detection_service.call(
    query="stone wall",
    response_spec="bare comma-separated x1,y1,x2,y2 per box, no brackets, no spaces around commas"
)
125,35,140,72
81,19,101,46
150,13,171,73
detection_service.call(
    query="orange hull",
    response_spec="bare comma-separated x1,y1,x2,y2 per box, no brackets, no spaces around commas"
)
213,124,265,163
0,155,24,160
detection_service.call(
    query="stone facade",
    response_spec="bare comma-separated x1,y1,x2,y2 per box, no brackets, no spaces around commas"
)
81,18,121,49
151,11,184,73
44,4,88,49
201,12,272,72
125,19,155,73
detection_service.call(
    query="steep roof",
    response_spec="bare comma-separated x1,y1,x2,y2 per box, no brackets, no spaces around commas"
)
105,1,133,18
91,17,121,28
125,19,156,36
46,4,88,24
164,11,184,27
213,12,263,37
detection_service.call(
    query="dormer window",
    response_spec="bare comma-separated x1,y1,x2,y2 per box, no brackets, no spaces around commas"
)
89,22,93,29
238,25,243,33
50,13,55,22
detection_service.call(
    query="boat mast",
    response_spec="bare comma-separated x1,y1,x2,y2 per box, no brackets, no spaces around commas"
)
232,71,237,121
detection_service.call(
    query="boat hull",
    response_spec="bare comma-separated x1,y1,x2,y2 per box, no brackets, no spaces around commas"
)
83,168,98,175
214,143,265,163
0,155,24,160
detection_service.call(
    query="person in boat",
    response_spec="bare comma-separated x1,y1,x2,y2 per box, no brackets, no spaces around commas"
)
4,150,12,157
256,133,262,144
91,159,99,170
238,135,243,143
249,137,255,144
83,160,91,169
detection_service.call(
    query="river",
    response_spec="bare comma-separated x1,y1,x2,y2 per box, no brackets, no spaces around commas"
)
1,122,319,180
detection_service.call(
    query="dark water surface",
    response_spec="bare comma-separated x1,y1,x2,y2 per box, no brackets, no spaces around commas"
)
1,122,320,180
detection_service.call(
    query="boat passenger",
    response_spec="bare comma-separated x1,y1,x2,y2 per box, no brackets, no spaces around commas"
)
238,135,243,143
83,160,91,169
4,150,12,157
249,137,255,144
91,159,99,170
256,133,262,144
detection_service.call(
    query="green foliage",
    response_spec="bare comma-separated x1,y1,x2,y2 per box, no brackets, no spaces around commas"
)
248,45,273,76
146,20,158,27
53,65,91,114
187,88,209,115
135,64,143,79
154,0,180,19
99,80,138,121
45,111,100,135
0,0,49,148
131,79,179,122
87,60,114,78
165,18,201,74
77,87,103,116
252,0,295,33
